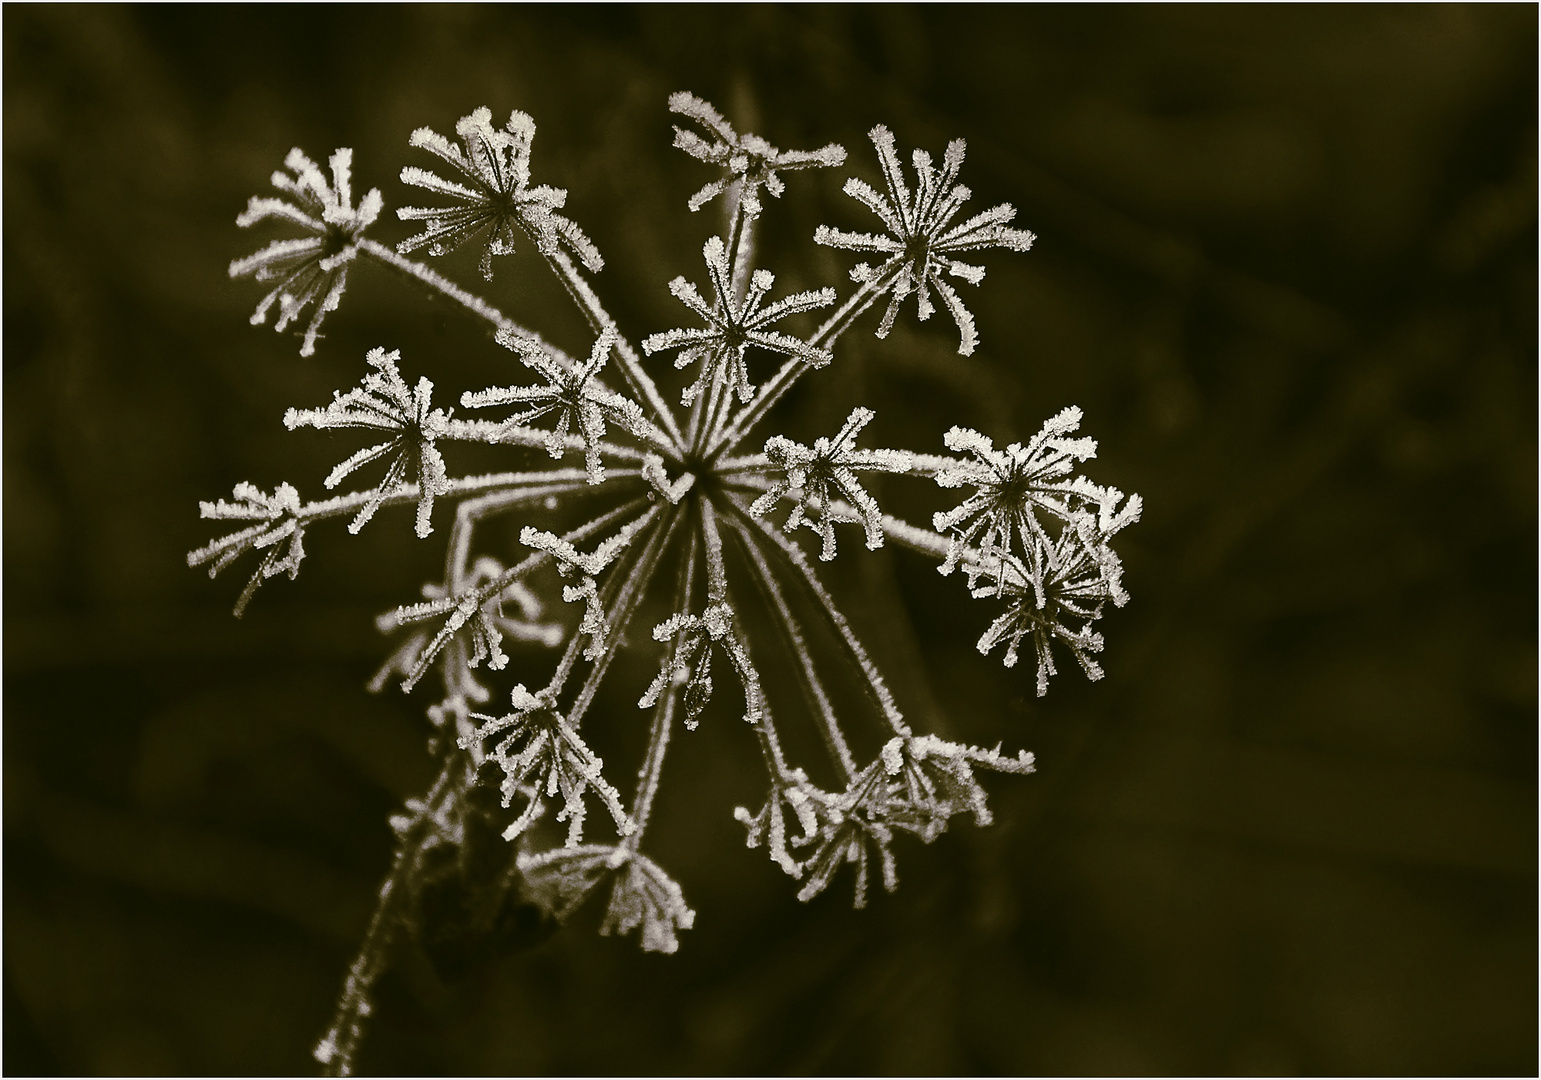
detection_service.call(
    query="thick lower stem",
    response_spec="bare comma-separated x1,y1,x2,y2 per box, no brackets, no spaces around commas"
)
314,754,469,1077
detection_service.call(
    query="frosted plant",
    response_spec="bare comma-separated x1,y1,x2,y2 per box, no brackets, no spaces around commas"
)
193,92,1140,1076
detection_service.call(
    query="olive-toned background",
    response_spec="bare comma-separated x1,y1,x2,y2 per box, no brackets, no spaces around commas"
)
5,5,1535,1075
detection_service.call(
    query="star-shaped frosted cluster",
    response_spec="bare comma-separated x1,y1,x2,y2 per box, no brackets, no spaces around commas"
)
643,235,836,406
229,148,383,357
398,106,603,279
669,91,846,219
751,407,913,561
283,348,451,537
816,126,1036,355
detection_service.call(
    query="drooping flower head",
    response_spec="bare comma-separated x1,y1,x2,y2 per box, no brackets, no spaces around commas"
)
638,602,761,730
229,148,383,357
461,684,633,846
186,481,307,616
965,504,1137,695
398,107,603,279
371,557,563,702
816,126,1036,355
517,844,696,954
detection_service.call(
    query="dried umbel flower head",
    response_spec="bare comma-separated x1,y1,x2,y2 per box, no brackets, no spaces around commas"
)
196,92,1139,1076
229,148,383,357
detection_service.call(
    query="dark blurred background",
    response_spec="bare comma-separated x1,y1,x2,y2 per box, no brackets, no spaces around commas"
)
5,5,1536,1075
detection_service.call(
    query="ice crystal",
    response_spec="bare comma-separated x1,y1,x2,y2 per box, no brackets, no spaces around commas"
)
195,92,1140,1076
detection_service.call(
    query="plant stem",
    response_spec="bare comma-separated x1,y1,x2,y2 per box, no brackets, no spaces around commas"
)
358,239,558,353
624,528,698,845
704,274,889,460
314,754,469,1077
542,248,687,453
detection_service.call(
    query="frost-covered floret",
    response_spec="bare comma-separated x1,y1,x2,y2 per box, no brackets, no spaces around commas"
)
186,481,307,616
517,844,695,954
639,603,760,730
372,558,562,699
461,684,632,845
462,328,647,484
881,733,1035,832
964,512,1133,695
521,505,663,662
734,767,826,878
932,405,1110,584
229,148,383,357
284,348,451,537
816,126,1035,355
793,768,900,909
398,106,603,279
643,235,835,406
751,407,913,561
669,91,846,219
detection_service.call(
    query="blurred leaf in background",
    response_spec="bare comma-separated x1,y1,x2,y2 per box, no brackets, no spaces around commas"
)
5,5,1535,1075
